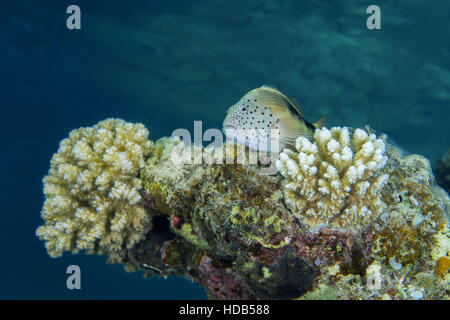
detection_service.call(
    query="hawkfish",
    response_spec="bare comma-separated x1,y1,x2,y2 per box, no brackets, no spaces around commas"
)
222,85,325,152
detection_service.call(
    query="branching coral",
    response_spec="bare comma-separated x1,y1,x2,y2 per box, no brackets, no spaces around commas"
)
36,118,153,263
276,127,389,229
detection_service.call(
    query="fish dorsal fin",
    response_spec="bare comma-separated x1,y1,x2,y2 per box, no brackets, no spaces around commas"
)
259,85,304,118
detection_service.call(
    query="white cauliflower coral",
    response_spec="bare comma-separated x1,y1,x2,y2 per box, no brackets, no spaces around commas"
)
36,118,153,263
276,127,389,229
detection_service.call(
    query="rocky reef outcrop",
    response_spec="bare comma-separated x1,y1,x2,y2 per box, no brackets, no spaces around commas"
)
37,119,450,299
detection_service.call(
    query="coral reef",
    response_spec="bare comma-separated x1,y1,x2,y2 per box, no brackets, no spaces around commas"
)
36,118,153,263
134,131,448,299
37,120,449,299
435,148,450,194
276,127,389,229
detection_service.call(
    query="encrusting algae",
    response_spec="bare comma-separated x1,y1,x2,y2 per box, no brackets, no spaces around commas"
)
36,88,449,299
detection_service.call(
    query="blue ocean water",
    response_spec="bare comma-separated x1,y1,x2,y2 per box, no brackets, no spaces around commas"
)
0,0,449,299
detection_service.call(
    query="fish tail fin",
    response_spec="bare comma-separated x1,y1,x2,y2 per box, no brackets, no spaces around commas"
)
314,115,327,129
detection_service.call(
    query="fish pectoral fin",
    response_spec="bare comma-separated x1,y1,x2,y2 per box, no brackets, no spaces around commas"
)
279,129,313,146
279,136,297,145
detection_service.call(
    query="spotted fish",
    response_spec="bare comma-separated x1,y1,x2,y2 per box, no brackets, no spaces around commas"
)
222,85,325,152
